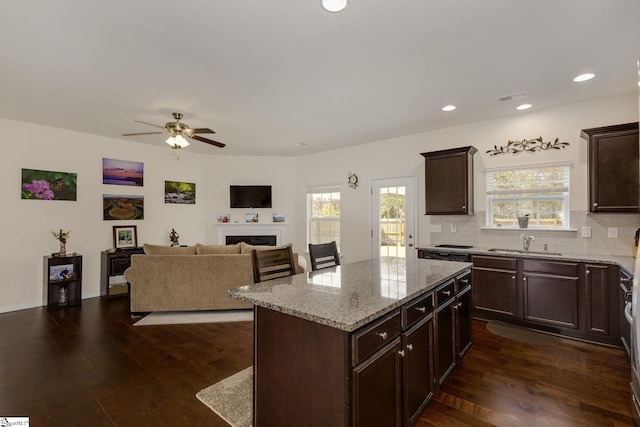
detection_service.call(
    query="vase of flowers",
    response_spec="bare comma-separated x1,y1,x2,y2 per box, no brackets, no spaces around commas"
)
52,229,71,256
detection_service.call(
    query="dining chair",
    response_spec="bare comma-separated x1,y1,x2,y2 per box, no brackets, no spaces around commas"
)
308,241,340,271
251,246,297,283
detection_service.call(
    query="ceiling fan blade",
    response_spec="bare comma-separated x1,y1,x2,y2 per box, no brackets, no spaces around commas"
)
191,134,225,148
122,132,164,136
134,120,165,129
190,128,216,134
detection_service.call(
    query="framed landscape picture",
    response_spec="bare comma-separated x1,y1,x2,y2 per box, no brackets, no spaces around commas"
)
113,225,137,249
103,158,144,187
164,180,196,204
21,168,77,201
103,194,144,220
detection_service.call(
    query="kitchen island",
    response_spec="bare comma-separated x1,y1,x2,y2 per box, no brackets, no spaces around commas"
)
229,256,472,426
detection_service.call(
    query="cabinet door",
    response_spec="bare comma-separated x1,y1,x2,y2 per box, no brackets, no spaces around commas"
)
403,315,434,425
352,339,403,427
583,264,611,336
435,300,455,384
583,122,639,213
456,286,473,359
523,273,579,329
472,267,518,319
422,146,476,215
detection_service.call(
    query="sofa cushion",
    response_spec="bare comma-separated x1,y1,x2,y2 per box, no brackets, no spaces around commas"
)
239,241,293,254
196,243,241,254
143,244,197,255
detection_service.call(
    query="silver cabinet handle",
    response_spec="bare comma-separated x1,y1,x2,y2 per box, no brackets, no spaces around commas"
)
586,270,591,275
441,290,451,296
512,275,516,280
416,306,426,313
407,344,414,351
593,202,598,208
460,278,469,284
398,350,406,357
376,331,388,340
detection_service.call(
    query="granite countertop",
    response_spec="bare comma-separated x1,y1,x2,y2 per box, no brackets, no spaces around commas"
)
229,257,472,332
418,245,636,275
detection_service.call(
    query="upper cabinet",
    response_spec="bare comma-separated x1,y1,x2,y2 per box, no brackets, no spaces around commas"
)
421,146,477,215
581,122,639,213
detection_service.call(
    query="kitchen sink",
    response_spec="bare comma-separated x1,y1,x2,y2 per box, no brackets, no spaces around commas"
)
488,248,562,256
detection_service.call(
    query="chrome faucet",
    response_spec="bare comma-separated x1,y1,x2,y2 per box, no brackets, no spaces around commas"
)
522,234,535,252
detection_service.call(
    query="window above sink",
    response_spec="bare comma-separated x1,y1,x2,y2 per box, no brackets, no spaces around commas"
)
485,163,570,230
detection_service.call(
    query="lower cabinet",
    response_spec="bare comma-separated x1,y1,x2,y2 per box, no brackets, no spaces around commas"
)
472,254,621,346
472,255,518,319
403,315,434,425
353,269,472,427
353,338,403,427
522,259,580,329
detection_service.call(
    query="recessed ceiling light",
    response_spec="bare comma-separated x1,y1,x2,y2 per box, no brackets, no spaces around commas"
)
573,73,595,82
321,0,347,12
442,105,456,112
516,104,532,111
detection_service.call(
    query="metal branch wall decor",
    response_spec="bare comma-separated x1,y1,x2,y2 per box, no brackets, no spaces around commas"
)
486,137,570,156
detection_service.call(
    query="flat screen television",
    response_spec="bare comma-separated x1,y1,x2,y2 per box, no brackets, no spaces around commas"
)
230,185,272,208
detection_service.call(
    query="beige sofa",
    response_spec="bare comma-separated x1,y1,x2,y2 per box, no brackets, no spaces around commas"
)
124,242,304,314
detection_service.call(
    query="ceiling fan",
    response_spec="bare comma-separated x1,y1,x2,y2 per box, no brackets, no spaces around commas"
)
122,112,225,149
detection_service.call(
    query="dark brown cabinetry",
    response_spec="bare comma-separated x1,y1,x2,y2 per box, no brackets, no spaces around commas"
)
421,146,477,215
522,259,580,329
434,271,472,387
472,255,518,319
472,254,621,346
44,254,82,310
581,122,639,213
100,248,144,298
253,267,472,427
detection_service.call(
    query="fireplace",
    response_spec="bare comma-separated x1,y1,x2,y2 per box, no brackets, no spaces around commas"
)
218,224,285,246
226,235,277,246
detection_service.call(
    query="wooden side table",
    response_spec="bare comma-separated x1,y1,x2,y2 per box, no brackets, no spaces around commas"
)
44,254,82,310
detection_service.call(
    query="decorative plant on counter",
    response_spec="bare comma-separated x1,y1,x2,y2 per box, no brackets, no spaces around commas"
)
52,229,71,256
486,137,570,156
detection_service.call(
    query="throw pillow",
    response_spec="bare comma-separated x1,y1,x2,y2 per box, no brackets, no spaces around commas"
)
196,243,241,254
143,244,197,255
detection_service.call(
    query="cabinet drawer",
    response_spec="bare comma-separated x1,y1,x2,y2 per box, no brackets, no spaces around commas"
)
456,271,472,292
403,292,433,329
522,259,578,276
472,255,517,270
352,310,402,365
435,280,455,306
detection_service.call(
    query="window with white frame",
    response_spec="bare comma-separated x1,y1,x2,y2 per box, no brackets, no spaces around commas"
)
486,163,570,229
307,186,340,249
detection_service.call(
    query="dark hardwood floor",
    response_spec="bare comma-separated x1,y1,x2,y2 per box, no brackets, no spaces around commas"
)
0,297,634,426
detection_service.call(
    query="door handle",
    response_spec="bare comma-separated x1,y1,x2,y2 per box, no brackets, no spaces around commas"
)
625,302,633,325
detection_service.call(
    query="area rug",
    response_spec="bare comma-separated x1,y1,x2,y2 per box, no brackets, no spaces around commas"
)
196,366,253,427
133,310,253,326
486,320,560,346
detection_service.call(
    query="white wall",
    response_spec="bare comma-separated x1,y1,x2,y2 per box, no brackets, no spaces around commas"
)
3,92,638,313
2,118,296,313
292,93,639,263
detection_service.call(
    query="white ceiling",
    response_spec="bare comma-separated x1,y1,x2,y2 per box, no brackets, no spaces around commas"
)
2,1,639,156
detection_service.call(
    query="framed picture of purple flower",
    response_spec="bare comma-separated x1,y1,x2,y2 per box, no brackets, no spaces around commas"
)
21,168,77,201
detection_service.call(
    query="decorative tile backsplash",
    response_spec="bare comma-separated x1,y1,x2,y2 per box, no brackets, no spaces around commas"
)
428,211,640,257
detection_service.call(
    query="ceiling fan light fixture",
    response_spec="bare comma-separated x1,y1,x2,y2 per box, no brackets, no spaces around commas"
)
322,0,347,12
166,134,190,148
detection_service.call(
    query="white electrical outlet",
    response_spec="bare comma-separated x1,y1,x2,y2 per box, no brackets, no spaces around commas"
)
581,227,592,238
608,227,619,239
450,224,457,233
430,224,442,233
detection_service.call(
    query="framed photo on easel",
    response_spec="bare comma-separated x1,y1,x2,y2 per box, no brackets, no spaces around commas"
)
113,225,137,249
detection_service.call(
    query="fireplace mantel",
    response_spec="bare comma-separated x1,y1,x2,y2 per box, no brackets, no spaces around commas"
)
217,223,287,246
